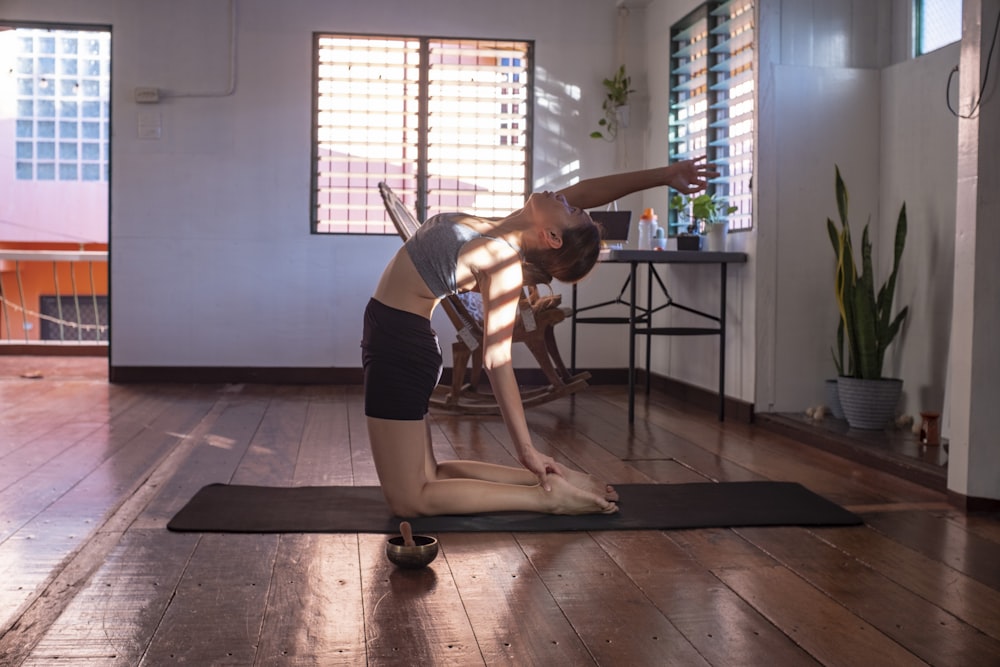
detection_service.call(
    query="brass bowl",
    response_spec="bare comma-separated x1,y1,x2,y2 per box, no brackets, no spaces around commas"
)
386,534,439,569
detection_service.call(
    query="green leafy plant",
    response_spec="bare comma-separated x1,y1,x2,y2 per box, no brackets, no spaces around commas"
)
590,65,635,141
669,192,737,233
827,165,909,380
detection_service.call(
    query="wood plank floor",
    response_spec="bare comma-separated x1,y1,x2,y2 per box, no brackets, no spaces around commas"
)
1,357,999,666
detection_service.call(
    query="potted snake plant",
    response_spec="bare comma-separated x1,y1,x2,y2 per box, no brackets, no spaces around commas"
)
828,165,909,429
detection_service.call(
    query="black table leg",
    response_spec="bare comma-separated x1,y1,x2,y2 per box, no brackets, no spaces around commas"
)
718,263,727,421
645,262,652,395
628,261,637,423
571,283,578,376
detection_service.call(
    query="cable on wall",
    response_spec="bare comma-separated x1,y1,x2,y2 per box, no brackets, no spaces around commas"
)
946,6,1000,118
164,0,238,99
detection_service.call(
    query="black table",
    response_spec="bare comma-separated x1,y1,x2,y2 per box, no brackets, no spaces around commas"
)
570,249,748,423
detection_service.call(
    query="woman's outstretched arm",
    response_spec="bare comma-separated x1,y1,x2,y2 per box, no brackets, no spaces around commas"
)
557,156,718,210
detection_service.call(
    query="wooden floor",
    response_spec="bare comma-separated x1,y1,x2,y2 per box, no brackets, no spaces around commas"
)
2,357,999,666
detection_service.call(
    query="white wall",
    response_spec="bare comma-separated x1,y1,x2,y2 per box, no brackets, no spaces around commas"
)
768,65,882,408
947,0,1000,501
2,0,631,369
1,0,962,423
752,0,958,415
881,44,960,417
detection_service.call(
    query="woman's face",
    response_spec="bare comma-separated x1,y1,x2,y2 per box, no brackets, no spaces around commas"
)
526,191,593,232
522,191,601,283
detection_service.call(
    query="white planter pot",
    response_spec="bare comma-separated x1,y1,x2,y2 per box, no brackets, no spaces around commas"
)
836,376,902,430
825,378,845,419
616,104,630,129
704,222,728,252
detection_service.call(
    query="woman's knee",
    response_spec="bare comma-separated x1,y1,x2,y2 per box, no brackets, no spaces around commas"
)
381,485,428,518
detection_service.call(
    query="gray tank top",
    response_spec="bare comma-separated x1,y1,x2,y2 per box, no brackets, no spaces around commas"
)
404,214,520,298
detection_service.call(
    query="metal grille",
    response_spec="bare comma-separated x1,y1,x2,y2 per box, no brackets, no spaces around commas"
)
313,35,532,235
0,250,108,346
39,294,108,341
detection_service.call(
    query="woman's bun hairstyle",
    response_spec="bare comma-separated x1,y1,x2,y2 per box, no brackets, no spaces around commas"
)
523,216,603,284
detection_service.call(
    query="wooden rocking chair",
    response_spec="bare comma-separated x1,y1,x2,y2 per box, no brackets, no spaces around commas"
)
378,182,590,414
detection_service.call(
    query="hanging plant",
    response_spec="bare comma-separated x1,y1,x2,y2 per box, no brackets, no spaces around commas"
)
590,65,635,141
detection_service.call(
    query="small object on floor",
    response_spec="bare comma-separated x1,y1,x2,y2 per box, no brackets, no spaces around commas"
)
895,414,914,429
919,411,941,446
20,370,44,379
386,523,438,569
806,405,826,420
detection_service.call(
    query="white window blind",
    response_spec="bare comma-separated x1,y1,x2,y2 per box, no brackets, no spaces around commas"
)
314,36,421,235
712,0,754,232
669,8,710,167
313,35,532,235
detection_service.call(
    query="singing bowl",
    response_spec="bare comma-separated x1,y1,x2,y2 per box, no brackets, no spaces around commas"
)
386,534,439,569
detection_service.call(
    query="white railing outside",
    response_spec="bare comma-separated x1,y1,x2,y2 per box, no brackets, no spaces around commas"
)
0,249,109,347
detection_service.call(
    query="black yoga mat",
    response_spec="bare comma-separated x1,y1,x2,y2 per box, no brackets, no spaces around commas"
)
167,482,861,534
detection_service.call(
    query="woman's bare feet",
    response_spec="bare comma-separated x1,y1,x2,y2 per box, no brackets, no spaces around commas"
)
543,475,619,515
552,463,619,502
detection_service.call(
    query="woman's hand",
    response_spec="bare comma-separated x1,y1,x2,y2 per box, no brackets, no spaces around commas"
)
557,156,720,210
667,155,720,194
518,446,561,491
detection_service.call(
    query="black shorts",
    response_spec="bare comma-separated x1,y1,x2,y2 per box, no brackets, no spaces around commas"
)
361,298,442,420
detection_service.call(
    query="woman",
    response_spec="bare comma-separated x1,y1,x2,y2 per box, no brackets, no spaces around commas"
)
363,157,718,517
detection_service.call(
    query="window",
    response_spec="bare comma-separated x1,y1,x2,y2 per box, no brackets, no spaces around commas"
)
9,28,110,182
669,1,754,234
915,0,962,55
312,35,533,235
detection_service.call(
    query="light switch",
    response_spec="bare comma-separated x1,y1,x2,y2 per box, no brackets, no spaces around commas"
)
137,110,162,139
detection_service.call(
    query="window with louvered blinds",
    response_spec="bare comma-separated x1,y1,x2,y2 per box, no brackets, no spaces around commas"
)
312,35,532,235
669,1,754,234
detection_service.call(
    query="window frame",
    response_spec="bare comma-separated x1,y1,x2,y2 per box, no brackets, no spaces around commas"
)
668,1,754,236
310,32,534,236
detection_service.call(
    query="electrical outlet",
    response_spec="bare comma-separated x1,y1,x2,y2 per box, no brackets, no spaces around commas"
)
134,87,160,104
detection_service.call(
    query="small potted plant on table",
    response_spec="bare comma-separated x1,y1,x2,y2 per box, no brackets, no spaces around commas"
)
670,191,737,251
